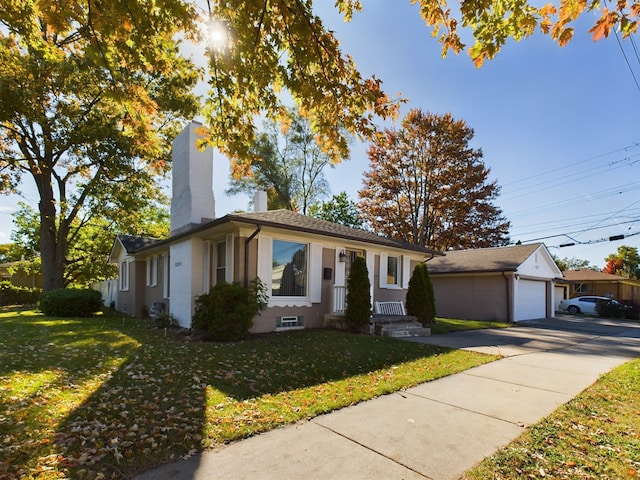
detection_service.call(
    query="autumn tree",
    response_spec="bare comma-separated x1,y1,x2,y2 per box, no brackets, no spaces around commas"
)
0,1,200,291
308,192,364,229
200,0,639,169
226,110,331,214
603,245,640,279
358,109,509,250
3,1,637,292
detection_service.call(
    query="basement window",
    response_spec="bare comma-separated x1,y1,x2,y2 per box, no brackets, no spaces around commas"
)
276,316,304,331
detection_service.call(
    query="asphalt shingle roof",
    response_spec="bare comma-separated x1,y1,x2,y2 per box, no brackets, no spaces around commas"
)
116,234,162,253
226,210,443,256
562,269,635,282
123,209,444,257
426,243,543,274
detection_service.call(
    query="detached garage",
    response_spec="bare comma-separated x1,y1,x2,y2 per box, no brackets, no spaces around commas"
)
427,243,562,322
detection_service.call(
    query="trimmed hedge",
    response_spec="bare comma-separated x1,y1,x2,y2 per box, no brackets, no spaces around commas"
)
0,281,42,306
38,288,103,317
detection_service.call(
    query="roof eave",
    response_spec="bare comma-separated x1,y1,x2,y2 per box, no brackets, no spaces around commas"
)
130,213,445,257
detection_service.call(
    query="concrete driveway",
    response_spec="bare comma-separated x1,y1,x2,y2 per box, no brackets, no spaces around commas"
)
135,315,640,480
405,314,640,358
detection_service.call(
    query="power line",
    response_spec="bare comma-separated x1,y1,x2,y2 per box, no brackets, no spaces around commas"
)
499,151,640,201
499,142,640,190
510,210,640,237
613,28,640,95
506,182,639,220
546,230,640,249
518,219,639,243
581,199,640,234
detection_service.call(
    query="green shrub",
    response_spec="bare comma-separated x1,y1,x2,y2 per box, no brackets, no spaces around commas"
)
406,262,436,325
153,312,179,329
192,278,268,341
596,299,639,320
621,301,639,320
345,256,371,332
0,281,42,306
38,288,103,317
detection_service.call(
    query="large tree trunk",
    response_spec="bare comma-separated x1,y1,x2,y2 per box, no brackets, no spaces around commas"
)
37,174,66,292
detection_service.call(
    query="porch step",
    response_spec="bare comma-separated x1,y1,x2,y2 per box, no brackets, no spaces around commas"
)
372,316,431,338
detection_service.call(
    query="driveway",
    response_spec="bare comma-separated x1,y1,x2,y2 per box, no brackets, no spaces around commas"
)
404,314,640,358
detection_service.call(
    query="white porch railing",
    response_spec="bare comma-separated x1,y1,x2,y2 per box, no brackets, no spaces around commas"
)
332,285,347,314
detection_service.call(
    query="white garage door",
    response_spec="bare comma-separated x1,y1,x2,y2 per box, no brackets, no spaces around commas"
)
515,280,546,321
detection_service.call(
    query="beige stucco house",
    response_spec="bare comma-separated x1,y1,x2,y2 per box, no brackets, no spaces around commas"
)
108,122,443,331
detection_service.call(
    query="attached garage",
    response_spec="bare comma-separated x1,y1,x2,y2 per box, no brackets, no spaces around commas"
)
427,243,562,322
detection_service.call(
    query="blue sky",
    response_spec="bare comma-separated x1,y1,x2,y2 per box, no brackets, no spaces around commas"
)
220,3,639,268
1,2,638,269
312,3,640,269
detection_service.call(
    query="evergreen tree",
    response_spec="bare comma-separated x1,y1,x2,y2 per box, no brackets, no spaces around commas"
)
406,263,436,325
345,256,371,332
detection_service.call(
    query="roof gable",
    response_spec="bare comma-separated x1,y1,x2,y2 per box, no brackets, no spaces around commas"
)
109,234,162,262
427,243,558,275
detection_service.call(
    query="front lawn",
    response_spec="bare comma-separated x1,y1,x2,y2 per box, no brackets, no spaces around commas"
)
464,357,640,479
431,317,512,334
0,309,497,479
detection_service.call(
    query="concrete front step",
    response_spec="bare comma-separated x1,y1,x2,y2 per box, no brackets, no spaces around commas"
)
374,318,431,338
382,327,432,338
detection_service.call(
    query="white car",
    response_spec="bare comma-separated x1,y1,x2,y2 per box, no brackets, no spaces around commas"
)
558,296,619,315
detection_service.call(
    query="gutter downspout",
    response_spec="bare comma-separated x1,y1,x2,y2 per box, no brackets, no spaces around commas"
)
502,271,513,322
423,253,435,263
244,225,262,287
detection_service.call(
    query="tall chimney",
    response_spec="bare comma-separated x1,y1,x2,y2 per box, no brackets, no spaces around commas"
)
170,121,215,234
254,190,268,212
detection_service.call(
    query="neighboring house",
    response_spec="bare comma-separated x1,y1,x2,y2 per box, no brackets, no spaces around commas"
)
559,269,640,304
0,260,42,288
108,122,443,331
427,243,563,322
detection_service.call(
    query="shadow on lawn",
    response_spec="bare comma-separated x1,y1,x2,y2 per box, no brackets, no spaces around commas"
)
1,312,452,478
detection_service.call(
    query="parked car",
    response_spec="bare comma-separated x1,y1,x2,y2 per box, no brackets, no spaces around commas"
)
558,296,621,315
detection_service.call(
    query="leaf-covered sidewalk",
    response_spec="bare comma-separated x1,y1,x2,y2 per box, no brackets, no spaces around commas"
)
0,310,496,479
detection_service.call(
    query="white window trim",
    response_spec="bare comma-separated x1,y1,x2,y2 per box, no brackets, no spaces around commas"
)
163,253,170,299
203,240,211,292
310,243,322,303
146,255,158,287
120,260,130,291
225,233,234,283
402,256,411,289
259,236,313,308
380,253,402,289
215,239,226,285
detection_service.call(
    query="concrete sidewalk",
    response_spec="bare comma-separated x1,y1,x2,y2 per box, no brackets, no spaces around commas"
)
135,317,640,480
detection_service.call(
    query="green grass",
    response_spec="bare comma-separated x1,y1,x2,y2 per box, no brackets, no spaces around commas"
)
464,357,640,479
431,317,512,334
0,309,497,479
